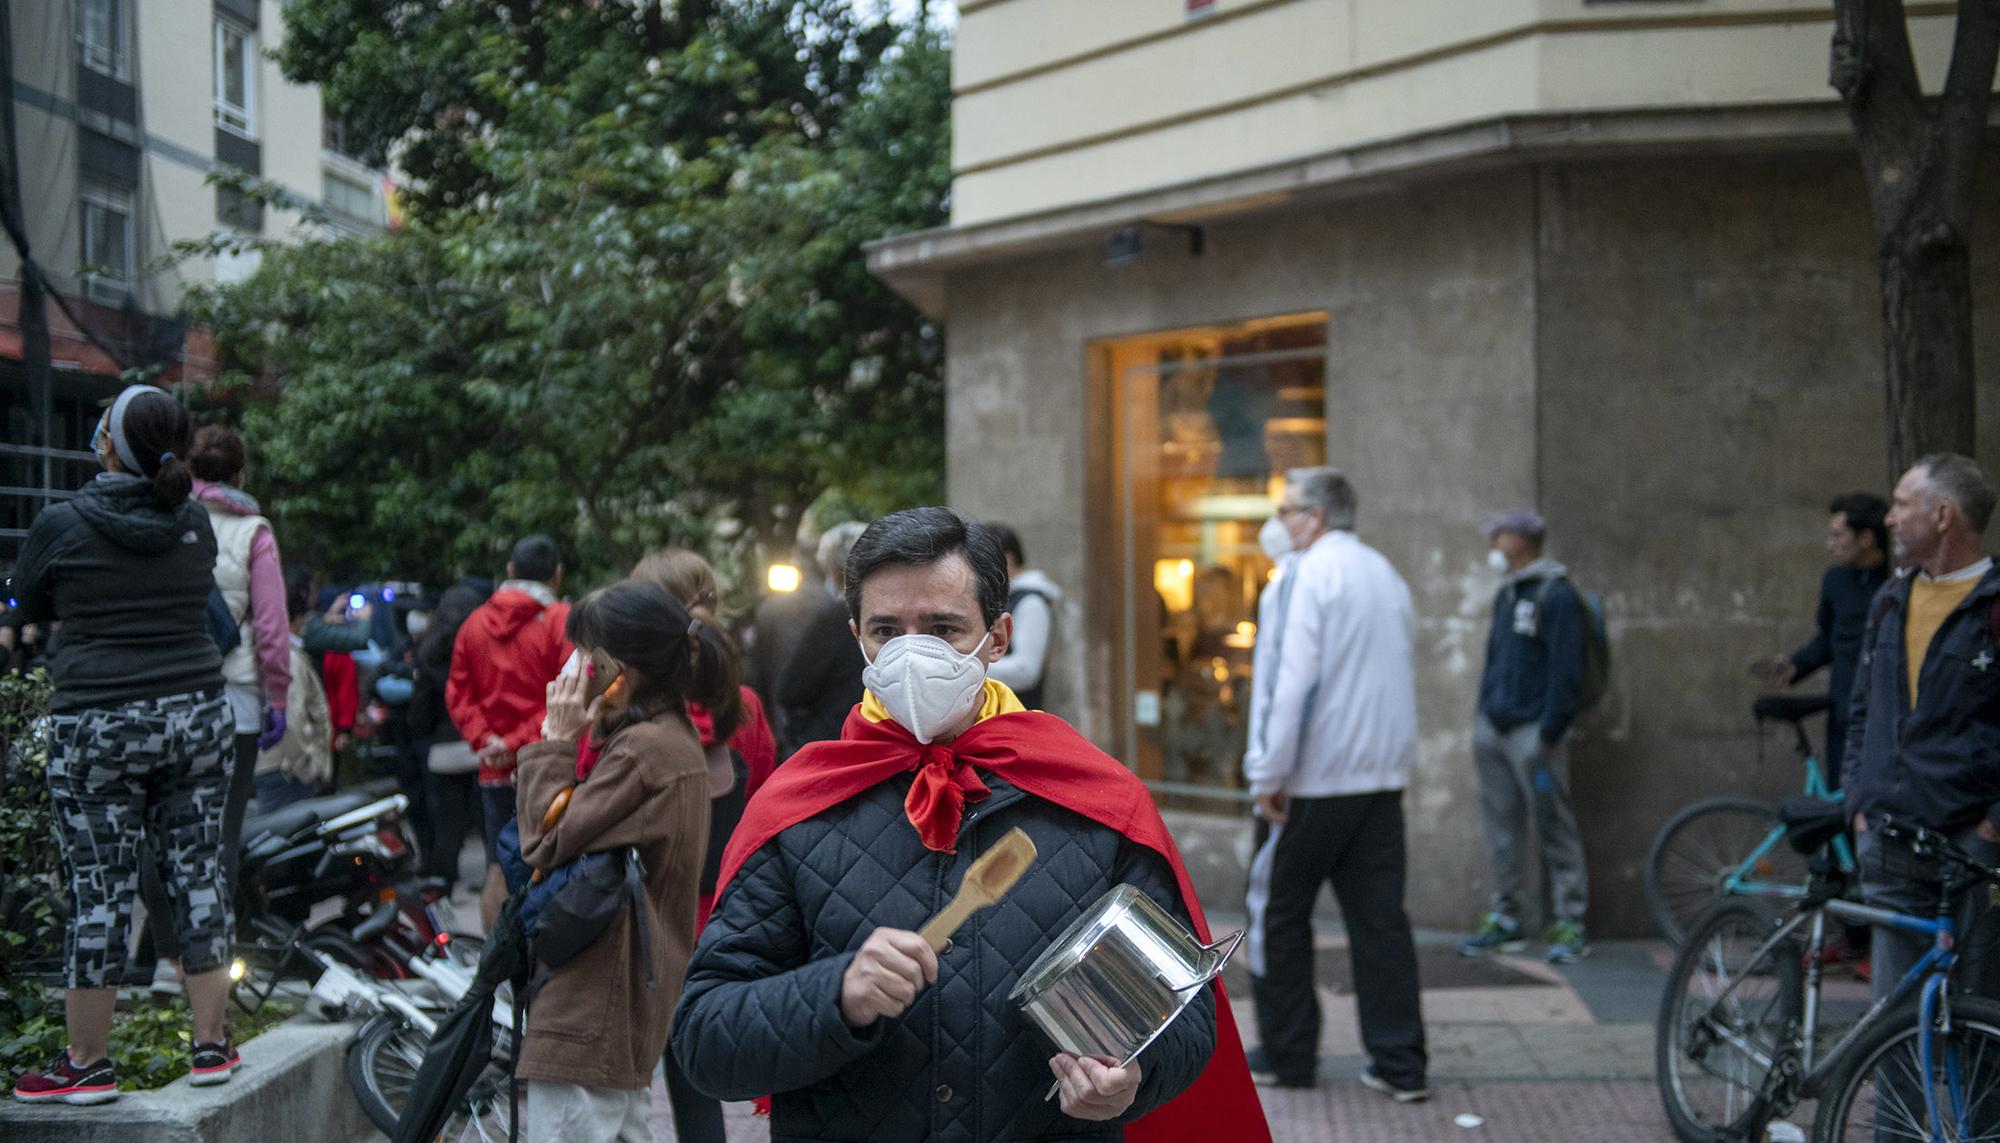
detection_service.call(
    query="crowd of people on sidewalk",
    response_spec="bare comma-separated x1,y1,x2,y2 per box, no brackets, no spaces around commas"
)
2,383,1252,1142
5,379,1997,1143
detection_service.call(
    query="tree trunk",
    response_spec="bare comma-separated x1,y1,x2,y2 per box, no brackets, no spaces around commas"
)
1831,0,1999,476
1879,215,1979,466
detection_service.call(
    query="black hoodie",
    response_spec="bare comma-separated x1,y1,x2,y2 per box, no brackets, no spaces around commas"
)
8,474,223,713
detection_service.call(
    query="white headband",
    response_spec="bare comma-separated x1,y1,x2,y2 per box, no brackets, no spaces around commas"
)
108,384,170,474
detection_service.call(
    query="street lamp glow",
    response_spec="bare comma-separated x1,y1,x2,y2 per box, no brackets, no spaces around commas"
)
768,564,802,593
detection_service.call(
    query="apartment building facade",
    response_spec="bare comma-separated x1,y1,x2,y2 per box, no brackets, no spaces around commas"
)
0,0,389,559
869,0,2000,934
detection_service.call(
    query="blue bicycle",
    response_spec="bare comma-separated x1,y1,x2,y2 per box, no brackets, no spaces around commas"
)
1656,810,2000,1143
1644,694,1859,945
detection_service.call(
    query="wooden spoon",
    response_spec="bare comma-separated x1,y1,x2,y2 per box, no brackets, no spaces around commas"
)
918,827,1038,952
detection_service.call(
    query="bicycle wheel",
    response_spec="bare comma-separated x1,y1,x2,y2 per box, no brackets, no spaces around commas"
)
1813,995,2000,1143
1657,899,1806,1143
347,1011,516,1141
1646,796,1807,944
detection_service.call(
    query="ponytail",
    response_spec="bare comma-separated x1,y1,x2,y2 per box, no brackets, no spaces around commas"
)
152,454,193,509
628,547,743,740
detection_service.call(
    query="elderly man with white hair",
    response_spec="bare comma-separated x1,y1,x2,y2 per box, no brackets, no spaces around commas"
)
1846,453,2000,1001
1242,467,1428,1103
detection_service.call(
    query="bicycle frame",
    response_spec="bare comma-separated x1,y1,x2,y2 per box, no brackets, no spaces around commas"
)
1719,751,1857,901
1694,887,1964,1139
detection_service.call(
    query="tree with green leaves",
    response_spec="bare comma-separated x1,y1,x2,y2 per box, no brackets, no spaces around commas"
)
194,4,950,590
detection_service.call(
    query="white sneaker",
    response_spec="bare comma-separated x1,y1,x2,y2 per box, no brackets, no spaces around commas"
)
149,958,182,996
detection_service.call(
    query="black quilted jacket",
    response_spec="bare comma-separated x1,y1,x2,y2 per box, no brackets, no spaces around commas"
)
671,773,1216,1142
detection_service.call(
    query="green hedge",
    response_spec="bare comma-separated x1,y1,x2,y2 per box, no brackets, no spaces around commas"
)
0,671,294,1090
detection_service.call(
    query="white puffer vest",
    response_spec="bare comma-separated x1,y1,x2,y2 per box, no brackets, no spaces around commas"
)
204,504,269,688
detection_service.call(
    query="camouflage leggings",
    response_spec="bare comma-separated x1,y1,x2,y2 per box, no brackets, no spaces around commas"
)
45,690,234,989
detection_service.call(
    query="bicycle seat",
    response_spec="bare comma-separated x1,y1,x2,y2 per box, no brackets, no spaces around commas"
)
1780,794,1849,856
1754,694,1833,725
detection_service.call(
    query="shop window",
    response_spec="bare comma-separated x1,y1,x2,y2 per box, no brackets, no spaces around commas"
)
1098,313,1328,807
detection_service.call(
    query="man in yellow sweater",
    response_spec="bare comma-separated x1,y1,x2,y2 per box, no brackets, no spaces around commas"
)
1845,453,1999,1008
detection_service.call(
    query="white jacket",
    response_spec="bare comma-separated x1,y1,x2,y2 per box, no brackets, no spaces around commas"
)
1243,530,1419,798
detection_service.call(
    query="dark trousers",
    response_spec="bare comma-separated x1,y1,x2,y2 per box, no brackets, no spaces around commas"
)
664,1050,726,1143
1856,825,2000,1137
394,737,437,861
426,770,481,889
1249,790,1427,1088
141,731,256,963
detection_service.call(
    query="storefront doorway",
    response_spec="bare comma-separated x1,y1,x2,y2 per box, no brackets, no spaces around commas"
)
1092,313,1327,809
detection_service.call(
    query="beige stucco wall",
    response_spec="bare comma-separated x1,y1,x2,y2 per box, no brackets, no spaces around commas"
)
951,0,1970,226
938,146,2000,935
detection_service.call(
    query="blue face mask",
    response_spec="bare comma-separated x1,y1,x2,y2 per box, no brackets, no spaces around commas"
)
89,418,105,457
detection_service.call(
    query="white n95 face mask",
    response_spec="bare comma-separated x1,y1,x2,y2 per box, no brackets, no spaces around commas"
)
1258,516,1293,561
1486,549,1511,574
861,632,992,744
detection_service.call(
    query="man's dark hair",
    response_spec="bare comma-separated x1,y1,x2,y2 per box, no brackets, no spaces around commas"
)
1828,492,1889,555
509,535,561,583
986,523,1025,567
844,507,1010,628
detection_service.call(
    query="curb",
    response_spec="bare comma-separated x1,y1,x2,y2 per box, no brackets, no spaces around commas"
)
0,1016,375,1143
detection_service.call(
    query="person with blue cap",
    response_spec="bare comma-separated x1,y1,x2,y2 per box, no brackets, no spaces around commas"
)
1458,508,1591,964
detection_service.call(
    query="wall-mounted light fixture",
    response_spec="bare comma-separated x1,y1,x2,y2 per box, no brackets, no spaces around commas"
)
1106,222,1206,268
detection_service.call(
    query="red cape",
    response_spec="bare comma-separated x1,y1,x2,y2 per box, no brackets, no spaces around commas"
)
715,706,1270,1143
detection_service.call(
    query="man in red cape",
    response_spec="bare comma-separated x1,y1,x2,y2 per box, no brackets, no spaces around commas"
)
672,508,1268,1142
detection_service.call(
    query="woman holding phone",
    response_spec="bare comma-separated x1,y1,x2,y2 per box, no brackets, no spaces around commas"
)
511,581,725,1139
629,549,777,1143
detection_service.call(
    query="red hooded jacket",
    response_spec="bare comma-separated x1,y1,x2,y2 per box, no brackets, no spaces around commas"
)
445,588,573,784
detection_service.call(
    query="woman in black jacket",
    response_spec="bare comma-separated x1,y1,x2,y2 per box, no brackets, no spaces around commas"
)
9,386,241,1105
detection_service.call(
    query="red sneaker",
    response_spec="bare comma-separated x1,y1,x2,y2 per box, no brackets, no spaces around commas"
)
11,1050,118,1105
189,1041,239,1086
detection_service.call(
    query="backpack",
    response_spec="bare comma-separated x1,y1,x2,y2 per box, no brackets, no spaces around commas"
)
1535,576,1612,712
206,584,242,655
493,787,652,979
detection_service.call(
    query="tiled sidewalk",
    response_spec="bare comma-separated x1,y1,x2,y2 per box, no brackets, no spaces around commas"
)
647,937,1717,1142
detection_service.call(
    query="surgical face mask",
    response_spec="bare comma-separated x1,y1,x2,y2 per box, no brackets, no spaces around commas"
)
1258,516,1293,561
406,611,431,640
1486,548,1511,574
860,631,993,744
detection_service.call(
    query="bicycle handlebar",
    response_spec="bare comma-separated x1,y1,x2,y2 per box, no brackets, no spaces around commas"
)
1875,816,2000,885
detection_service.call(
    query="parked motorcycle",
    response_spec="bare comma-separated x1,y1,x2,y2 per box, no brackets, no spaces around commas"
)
232,784,477,1009
230,784,512,1137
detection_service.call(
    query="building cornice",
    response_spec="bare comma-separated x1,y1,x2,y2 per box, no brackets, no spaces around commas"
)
951,2,1962,176
867,101,1997,316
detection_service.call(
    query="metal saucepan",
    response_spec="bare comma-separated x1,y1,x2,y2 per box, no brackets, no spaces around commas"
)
1010,883,1243,1085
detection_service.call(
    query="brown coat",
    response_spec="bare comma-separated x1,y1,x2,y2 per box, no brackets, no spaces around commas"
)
513,712,709,1090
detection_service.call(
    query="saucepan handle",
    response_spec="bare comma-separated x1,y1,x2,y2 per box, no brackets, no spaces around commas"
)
1171,928,1245,992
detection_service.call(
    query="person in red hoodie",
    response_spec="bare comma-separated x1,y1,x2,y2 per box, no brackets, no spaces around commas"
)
445,535,573,927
